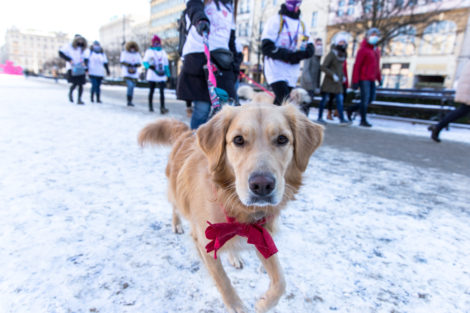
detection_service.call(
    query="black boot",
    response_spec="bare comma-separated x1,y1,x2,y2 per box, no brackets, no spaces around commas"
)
160,106,169,114
96,93,102,103
91,92,94,103
346,107,353,121
77,98,85,105
127,95,134,107
428,125,441,143
359,120,372,127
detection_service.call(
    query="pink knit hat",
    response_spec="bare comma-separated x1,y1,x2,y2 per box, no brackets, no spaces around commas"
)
151,35,161,47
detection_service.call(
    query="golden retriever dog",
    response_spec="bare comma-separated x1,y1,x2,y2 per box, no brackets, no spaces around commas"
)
138,102,323,313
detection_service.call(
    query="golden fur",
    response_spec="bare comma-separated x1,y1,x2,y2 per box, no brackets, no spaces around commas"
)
138,103,323,313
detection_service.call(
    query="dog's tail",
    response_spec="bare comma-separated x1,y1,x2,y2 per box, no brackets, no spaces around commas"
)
138,118,190,147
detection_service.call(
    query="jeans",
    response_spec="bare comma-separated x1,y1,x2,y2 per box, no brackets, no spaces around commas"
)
318,93,345,121
89,76,103,97
125,78,136,97
349,80,376,122
191,100,211,129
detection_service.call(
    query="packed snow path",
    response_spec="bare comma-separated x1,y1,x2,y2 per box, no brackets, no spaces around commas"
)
0,76,469,313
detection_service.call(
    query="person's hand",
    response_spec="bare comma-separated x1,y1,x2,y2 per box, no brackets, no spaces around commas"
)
196,20,210,36
352,83,359,90
333,74,339,82
106,70,110,76
378,79,383,87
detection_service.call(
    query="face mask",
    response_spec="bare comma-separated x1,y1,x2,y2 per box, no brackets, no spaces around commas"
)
336,44,347,52
315,45,323,56
151,46,162,51
92,45,101,52
285,0,301,12
368,35,379,46
130,49,136,53
77,42,84,48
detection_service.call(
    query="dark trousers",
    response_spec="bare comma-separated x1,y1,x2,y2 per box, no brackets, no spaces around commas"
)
149,81,166,111
436,104,470,132
89,76,103,100
69,83,83,101
349,80,376,122
270,81,293,106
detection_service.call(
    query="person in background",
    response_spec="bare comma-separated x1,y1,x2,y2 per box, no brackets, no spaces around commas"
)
301,37,323,104
348,28,382,127
428,61,470,142
120,41,142,107
316,36,349,125
176,0,239,129
85,41,110,103
326,54,349,120
143,35,170,113
261,0,314,106
59,34,88,105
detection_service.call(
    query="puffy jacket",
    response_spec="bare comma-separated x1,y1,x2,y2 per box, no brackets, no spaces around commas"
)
352,39,381,84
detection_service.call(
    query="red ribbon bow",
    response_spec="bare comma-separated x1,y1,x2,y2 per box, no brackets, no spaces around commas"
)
205,216,278,259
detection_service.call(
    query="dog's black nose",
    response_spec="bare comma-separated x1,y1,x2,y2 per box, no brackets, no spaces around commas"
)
249,173,275,197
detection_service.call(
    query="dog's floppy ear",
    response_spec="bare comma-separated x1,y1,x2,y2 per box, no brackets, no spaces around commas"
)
285,105,324,172
197,106,234,173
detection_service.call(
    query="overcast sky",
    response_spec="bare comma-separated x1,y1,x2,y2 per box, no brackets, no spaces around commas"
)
0,0,150,45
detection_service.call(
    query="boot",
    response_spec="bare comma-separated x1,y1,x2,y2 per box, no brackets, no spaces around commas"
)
428,125,441,143
149,102,154,112
327,110,333,120
91,92,94,103
97,93,102,103
160,107,169,114
77,98,84,105
127,95,134,107
346,108,353,121
359,120,372,127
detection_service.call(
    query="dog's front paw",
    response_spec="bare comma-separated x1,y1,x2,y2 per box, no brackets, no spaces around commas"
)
255,297,269,313
228,252,244,269
228,303,248,313
172,223,184,234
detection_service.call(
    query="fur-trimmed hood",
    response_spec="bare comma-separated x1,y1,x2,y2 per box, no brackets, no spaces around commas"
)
125,41,139,52
72,36,87,49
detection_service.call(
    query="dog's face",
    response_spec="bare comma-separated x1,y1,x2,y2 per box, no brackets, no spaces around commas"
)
197,103,323,209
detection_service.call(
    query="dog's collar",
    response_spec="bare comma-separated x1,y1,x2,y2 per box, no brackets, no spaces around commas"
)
205,185,278,259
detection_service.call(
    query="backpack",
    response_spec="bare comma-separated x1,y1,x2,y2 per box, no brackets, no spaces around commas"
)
177,9,192,57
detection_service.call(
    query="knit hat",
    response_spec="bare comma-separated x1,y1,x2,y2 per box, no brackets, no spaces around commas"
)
366,28,381,37
151,35,161,47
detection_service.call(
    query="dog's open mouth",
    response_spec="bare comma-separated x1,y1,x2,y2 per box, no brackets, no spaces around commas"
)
247,195,277,207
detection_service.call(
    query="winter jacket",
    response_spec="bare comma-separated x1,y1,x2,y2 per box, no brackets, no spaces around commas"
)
176,0,237,102
320,49,346,94
352,39,381,84
300,55,321,91
455,61,470,106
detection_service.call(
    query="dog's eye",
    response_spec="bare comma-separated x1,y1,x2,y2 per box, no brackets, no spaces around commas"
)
276,135,289,146
233,135,245,146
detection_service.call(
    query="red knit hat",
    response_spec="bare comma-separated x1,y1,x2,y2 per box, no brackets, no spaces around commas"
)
151,35,161,46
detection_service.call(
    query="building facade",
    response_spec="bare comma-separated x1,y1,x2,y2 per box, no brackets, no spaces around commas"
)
4,27,69,74
326,0,470,89
99,15,150,77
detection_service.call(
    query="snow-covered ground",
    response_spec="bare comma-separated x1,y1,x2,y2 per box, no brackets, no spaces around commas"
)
1,75,469,313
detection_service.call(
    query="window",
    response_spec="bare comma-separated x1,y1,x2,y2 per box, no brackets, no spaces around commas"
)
385,26,416,56
311,12,318,28
420,21,457,55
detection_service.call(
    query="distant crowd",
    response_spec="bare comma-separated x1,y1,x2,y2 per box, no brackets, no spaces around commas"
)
56,0,469,141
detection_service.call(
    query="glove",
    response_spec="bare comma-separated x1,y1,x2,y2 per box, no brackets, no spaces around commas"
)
352,83,359,90
196,20,210,36
288,50,307,64
333,74,340,83
378,80,383,87
106,70,110,76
